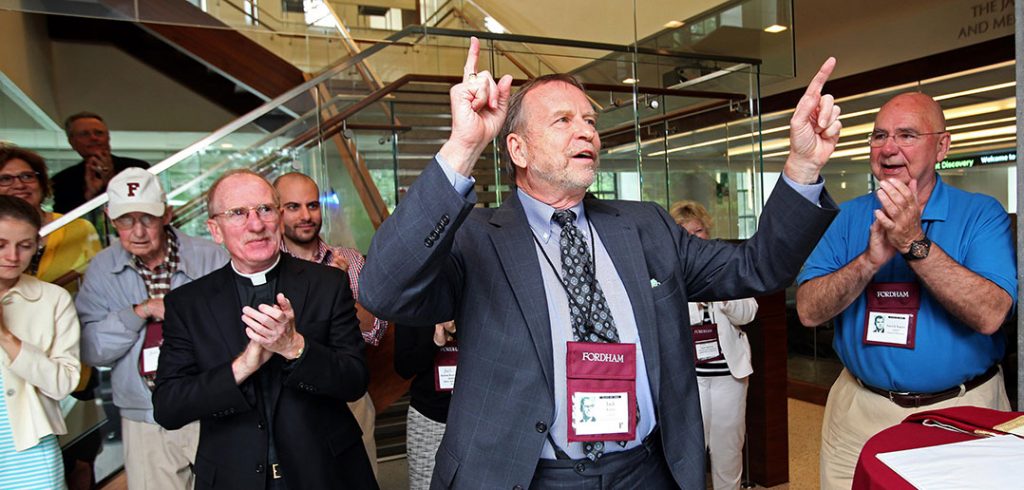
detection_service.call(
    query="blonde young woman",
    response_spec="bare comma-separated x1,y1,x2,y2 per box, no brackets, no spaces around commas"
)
670,200,758,490
0,194,82,489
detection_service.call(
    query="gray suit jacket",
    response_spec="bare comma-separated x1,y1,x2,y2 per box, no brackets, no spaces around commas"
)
360,160,837,489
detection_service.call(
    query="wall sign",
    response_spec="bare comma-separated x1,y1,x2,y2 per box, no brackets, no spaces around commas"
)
959,0,1015,39
937,151,1017,170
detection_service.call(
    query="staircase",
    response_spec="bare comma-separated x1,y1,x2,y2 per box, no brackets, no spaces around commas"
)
376,395,412,459
353,79,511,208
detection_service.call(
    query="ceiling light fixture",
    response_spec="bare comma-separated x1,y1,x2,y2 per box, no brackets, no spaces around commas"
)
664,20,684,29
610,63,1016,161
946,116,1016,131
934,81,1016,101
948,135,1017,150
764,24,788,33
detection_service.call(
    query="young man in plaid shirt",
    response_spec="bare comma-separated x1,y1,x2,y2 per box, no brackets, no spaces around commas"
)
77,168,227,489
274,172,388,476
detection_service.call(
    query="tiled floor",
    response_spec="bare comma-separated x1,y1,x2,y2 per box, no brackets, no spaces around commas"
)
783,398,825,490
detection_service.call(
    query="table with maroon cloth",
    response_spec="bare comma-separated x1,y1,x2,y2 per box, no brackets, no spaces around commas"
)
853,406,1024,490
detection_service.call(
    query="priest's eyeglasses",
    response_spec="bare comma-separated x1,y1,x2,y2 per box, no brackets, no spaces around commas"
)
210,204,279,225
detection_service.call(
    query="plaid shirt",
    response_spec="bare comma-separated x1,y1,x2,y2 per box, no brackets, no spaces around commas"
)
129,227,180,389
131,227,180,300
281,239,389,346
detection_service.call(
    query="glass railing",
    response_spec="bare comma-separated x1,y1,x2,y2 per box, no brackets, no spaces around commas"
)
35,26,764,248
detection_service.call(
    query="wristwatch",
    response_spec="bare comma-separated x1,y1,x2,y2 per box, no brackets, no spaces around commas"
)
902,235,932,261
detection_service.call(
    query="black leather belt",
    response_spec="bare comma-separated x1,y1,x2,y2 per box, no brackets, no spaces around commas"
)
861,365,999,408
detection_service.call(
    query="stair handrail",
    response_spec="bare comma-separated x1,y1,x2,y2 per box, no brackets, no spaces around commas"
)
40,26,410,237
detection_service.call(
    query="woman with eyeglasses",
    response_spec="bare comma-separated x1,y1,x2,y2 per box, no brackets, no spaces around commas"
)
0,146,101,291
670,200,759,490
0,194,82,489
0,145,103,490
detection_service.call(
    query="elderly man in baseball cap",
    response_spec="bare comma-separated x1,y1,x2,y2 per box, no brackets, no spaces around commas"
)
76,167,227,488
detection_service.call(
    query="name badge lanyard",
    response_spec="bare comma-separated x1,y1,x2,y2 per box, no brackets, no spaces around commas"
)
534,220,637,447
702,303,715,324
532,220,614,341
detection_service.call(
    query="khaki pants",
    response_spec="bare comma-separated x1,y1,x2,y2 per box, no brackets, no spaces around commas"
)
348,392,378,476
122,418,199,490
820,368,1010,490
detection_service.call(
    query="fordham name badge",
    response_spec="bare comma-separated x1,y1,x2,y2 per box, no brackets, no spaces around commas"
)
565,341,636,442
863,282,920,349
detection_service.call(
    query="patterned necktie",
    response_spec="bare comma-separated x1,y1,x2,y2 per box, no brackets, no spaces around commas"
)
553,209,620,461
553,209,619,343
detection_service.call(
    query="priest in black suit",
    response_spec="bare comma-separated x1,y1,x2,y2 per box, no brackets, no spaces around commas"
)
152,169,376,490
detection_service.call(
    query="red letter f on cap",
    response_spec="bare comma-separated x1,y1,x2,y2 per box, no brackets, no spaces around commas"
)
126,182,140,197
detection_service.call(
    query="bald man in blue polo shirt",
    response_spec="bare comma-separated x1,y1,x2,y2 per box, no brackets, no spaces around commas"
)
796,92,1016,490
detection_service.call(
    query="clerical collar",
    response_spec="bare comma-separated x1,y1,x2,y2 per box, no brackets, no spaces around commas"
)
231,254,282,286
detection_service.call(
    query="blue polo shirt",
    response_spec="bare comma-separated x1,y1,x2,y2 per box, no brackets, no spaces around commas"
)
798,174,1016,393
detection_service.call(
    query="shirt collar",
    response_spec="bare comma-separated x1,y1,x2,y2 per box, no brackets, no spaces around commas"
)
129,227,178,273
280,238,332,265
231,253,281,286
920,173,949,223
2,274,43,303
517,188,587,245
111,226,173,272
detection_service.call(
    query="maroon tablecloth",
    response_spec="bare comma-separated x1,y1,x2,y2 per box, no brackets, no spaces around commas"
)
853,406,1024,490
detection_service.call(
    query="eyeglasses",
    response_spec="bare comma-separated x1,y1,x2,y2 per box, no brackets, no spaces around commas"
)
112,214,163,230
210,204,279,225
0,171,40,187
867,130,946,148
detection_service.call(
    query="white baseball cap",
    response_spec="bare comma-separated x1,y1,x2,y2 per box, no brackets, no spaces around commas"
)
106,168,166,220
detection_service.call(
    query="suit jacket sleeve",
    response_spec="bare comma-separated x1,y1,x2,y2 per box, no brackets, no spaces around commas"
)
718,298,758,326
280,266,368,402
669,176,839,302
359,159,474,324
152,290,253,431
76,256,147,367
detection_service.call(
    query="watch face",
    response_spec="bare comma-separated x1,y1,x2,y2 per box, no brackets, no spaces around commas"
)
909,240,930,259
910,243,924,257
